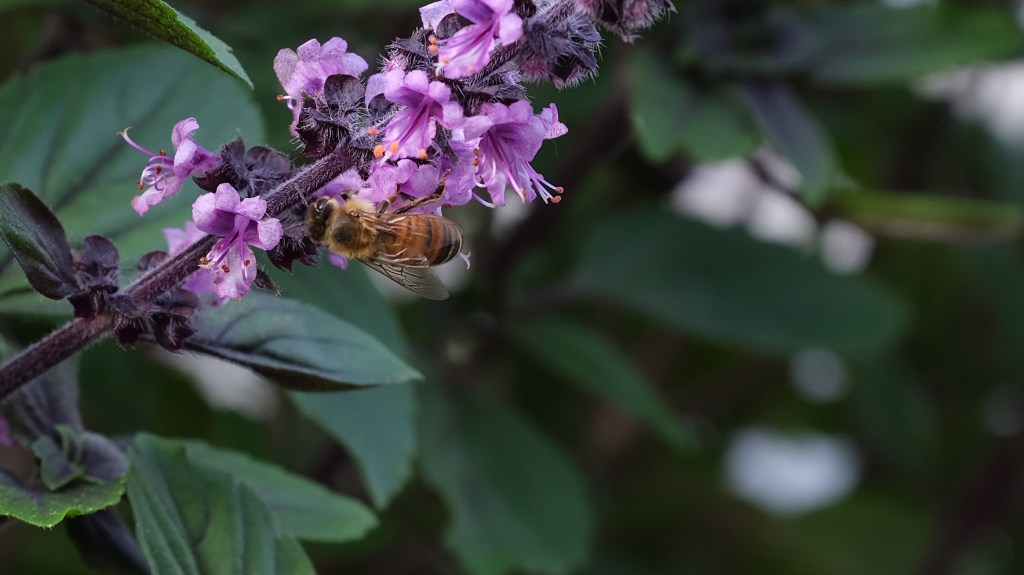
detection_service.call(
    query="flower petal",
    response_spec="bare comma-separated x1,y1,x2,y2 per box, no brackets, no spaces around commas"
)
245,217,284,251
170,117,200,148
235,195,269,221
192,191,236,237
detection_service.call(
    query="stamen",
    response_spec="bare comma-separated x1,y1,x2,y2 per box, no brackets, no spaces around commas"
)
367,127,378,136
551,196,561,204
221,264,231,273
417,148,428,159
389,141,399,154
243,259,251,266
373,144,385,159
199,256,209,266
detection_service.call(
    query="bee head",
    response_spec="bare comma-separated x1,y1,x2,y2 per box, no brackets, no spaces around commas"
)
305,196,338,244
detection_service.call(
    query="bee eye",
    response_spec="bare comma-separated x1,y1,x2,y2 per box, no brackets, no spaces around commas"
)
313,197,330,214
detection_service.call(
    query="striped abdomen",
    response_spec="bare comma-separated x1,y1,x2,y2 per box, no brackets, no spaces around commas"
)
374,213,463,267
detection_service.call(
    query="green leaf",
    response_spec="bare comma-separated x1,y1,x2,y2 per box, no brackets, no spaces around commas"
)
735,80,836,206
188,292,421,391
808,4,1024,86
272,261,410,357
630,49,757,163
511,317,693,452
0,183,78,299
249,264,419,509
568,209,907,357
832,188,1024,243
0,468,126,528
0,45,264,314
126,434,315,575
420,389,593,575
82,0,251,87
182,440,378,542
289,384,416,509
850,358,937,473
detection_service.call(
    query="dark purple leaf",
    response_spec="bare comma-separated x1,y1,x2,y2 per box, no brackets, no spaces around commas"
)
66,508,150,575
0,183,79,299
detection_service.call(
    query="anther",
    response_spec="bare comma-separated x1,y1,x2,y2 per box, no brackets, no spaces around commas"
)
417,149,428,159
243,259,251,266
221,264,231,273
551,196,562,204
373,144,385,159
199,256,209,266
368,127,378,136
389,141,399,154
556,187,564,194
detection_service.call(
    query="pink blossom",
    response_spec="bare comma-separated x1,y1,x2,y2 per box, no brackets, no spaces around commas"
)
377,70,464,160
434,0,523,79
120,118,220,216
191,184,283,301
274,37,369,132
461,101,567,204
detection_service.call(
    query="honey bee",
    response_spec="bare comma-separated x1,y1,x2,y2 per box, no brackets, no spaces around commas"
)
306,195,464,300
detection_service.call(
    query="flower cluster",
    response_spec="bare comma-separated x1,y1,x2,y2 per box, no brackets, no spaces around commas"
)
121,0,671,317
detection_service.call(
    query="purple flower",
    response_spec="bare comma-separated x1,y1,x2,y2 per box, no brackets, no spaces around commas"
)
191,184,283,301
377,69,464,160
433,0,523,78
320,168,368,201
274,37,369,131
436,139,481,208
367,159,441,210
461,101,567,205
163,222,224,303
120,118,220,216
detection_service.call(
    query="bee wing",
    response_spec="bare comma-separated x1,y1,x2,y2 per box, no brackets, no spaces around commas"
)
361,259,450,301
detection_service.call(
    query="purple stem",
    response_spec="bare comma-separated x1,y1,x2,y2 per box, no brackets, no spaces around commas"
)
0,146,354,400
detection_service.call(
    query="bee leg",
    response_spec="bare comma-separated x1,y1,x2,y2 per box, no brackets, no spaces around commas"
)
378,170,452,214
392,181,449,214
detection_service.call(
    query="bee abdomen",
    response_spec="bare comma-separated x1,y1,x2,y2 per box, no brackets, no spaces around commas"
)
430,217,462,265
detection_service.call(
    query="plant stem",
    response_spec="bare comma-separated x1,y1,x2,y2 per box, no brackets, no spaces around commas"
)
0,146,354,400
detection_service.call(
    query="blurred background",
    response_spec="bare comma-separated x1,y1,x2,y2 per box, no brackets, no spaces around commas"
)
3,0,1024,573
